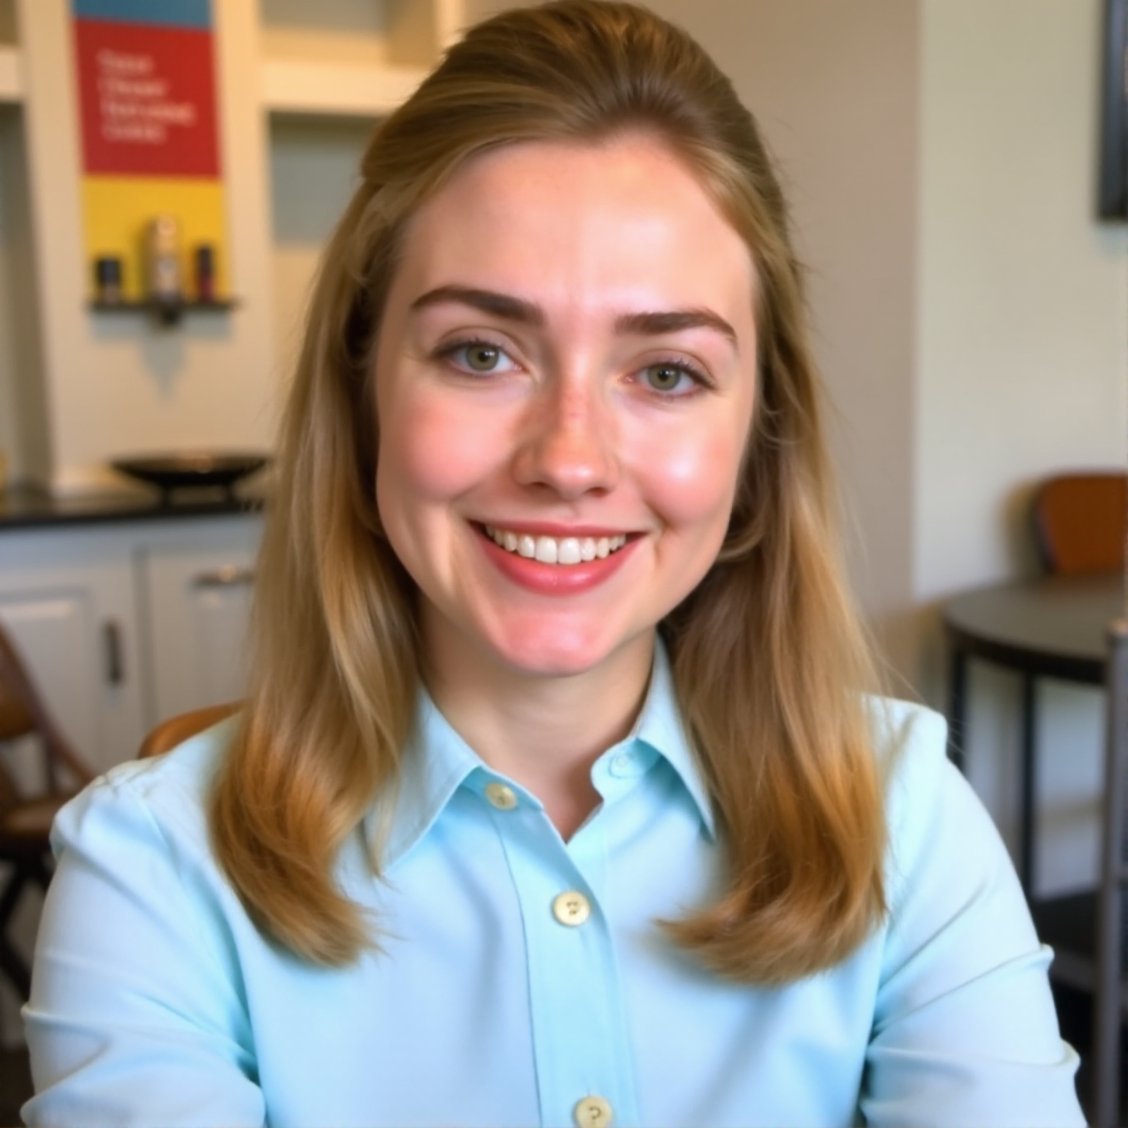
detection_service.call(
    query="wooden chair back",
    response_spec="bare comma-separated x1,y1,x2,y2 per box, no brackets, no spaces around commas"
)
1032,472,1127,576
0,621,92,807
138,702,240,759
0,619,94,999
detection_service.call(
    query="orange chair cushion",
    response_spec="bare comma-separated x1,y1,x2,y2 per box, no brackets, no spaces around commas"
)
1033,473,1127,576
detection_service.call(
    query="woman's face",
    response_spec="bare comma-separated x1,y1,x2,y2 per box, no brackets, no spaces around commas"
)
374,134,758,682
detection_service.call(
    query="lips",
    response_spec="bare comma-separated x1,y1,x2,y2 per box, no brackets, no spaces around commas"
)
482,524,629,566
475,522,639,595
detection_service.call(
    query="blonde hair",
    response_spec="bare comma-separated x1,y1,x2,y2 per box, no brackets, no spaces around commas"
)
212,0,885,983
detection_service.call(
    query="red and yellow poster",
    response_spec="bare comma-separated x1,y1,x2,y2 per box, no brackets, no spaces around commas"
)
73,0,229,302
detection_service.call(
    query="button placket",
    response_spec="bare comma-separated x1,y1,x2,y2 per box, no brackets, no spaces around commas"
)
491,804,637,1128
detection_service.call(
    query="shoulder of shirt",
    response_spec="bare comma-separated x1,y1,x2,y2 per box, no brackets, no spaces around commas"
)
860,695,1004,902
53,715,236,852
864,694,948,763
862,694,955,820
866,685,947,739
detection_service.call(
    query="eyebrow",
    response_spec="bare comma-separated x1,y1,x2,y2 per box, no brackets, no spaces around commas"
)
614,308,737,346
409,285,738,346
410,286,543,325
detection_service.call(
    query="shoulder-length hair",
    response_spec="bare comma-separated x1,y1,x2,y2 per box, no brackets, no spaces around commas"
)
212,0,885,984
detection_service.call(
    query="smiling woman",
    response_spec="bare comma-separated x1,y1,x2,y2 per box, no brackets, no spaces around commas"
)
374,136,756,718
22,2,1085,1126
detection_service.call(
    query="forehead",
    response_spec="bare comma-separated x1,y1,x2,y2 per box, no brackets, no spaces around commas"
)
389,134,757,322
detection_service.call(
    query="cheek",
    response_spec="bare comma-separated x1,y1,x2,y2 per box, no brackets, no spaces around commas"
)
376,393,497,509
637,421,747,530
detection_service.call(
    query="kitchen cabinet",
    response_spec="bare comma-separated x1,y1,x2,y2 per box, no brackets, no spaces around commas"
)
0,525,144,774
137,528,259,726
0,512,262,774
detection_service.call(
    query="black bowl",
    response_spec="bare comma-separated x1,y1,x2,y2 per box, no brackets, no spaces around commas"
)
110,452,269,498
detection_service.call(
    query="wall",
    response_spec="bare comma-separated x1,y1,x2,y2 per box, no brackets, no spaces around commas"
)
914,0,1126,891
917,0,1126,607
0,105,48,485
269,116,374,387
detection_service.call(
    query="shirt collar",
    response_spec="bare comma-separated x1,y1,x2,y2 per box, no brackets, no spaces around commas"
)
368,638,716,869
629,640,716,839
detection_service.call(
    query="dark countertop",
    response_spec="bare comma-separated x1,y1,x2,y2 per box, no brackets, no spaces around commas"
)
0,482,265,532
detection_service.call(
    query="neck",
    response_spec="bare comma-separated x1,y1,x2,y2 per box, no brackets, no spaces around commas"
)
422,630,656,838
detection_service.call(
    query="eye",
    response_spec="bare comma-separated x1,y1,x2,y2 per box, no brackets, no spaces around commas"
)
639,360,706,397
439,339,518,376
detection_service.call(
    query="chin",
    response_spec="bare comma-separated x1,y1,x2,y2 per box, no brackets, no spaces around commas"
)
485,620,647,682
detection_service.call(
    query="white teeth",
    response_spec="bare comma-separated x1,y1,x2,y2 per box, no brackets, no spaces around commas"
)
484,526,628,567
558,538,582,565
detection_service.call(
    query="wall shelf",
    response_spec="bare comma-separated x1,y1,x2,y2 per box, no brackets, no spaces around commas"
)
88,298,240,326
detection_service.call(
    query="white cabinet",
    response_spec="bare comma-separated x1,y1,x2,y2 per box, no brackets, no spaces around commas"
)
0,526,144,774
137,522,260,724
0,513,262,773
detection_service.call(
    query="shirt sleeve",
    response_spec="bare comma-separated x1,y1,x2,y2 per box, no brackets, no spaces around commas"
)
860,703,1086,1128
21,761,266,1127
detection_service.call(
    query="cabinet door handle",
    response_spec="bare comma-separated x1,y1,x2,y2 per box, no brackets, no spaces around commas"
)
192,566,256,589
103,620,124,685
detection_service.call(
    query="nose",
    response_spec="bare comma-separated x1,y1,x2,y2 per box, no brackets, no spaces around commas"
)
511,380,619,499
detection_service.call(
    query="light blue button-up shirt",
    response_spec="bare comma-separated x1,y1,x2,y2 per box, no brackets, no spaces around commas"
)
23,647,1083,1126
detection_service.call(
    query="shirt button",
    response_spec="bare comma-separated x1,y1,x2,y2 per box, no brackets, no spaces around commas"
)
552,890,591,927
484,782,518,810
609,751,637,777
574,1095,613,1127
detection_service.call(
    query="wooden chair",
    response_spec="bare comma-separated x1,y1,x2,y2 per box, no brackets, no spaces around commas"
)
0,621,94,999
1032,471,1126,575
138,702,240,759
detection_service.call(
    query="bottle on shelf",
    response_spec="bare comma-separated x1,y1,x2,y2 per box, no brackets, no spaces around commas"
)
93,256,123,304
146,215,183,305
194,244,216,303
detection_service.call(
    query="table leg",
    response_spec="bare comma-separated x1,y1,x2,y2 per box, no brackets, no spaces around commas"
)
1018,673,1036,894
947,646,967,772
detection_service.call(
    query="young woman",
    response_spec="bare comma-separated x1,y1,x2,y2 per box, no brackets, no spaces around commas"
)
24,3,1083,1125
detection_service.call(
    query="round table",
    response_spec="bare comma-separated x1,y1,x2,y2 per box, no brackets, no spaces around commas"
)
943,572,1124,889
